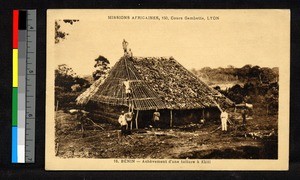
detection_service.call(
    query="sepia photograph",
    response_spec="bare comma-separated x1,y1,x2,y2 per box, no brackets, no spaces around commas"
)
46,9,290,170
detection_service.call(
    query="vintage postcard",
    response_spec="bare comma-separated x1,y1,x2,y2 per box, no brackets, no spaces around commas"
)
46,9,290,170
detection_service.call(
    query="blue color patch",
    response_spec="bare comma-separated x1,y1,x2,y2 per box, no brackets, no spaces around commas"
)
12,126,18,163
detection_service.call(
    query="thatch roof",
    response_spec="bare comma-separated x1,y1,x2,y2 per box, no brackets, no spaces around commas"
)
76,56,234,110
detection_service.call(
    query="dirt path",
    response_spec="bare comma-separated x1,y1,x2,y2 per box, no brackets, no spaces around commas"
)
55,111,277,159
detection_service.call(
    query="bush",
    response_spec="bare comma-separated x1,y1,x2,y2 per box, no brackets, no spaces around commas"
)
55,90,82,110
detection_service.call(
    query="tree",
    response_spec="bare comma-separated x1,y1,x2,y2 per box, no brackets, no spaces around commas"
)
55,64,91,109
261,67,276,83
227,65,235,69
55,21,69,44
244,82,255,95
55,20,79,44
237,64,252,81
55,64,77,90
56,64,76,77
272,67,279,82
227,84,244,103
249,65,261,82
190,68,198,76
92,55,110,81
265,84,279,115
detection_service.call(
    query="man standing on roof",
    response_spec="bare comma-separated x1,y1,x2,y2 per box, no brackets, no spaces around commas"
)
122,39,129,54
220,108,228,132
128,48,133,58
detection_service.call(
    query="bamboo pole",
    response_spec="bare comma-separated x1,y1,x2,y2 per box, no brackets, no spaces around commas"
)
170,110,173,127
130,108,133,130
135,110,139,129
56,101,59,112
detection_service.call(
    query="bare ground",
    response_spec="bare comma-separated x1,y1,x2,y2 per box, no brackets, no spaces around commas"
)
55,110,277,159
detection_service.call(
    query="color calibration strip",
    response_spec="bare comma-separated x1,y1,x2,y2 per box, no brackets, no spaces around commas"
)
12,10,36,163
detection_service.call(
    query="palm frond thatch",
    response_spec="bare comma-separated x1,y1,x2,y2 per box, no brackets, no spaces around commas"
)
76,56,234,110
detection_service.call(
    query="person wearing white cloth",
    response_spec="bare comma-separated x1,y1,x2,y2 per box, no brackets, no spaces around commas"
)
220,109,228,131
118,111,127,136
122,39,128,54
123,79,131,97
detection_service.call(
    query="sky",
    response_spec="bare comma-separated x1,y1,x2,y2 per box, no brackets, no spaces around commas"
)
50,10,289,76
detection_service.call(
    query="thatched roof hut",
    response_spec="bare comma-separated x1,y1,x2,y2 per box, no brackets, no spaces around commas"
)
76,55,234,127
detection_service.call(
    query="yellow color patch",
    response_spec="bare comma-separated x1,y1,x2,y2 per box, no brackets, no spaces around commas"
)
13,49,18,87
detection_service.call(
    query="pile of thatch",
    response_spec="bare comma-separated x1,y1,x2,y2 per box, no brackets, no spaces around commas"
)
133,56,233,109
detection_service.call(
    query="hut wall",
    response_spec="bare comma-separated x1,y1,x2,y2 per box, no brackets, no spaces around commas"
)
172,107,221,126
131,108,222,128
172,109,202,126
136,109,170,128
85,102,129,126
203,107,222,122
85,102,221,128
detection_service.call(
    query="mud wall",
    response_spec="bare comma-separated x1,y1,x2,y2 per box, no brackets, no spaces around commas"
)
85,102,221,128
135,107,221,128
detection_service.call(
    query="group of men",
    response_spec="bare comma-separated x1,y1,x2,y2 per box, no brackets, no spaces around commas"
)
122,39,133,57
119,74,161,136
120,37,248,134
118,107,247,135
120,75,248,134
118,39,135,136
118,109,161,136
118,110,134,136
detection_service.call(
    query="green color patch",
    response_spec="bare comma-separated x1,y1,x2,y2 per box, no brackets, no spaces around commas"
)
12,87,18,126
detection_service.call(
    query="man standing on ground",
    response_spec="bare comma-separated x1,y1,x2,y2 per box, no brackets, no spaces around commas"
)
124,111,134,134
118,111,127,136
153,108,161,130
220,109,228,132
